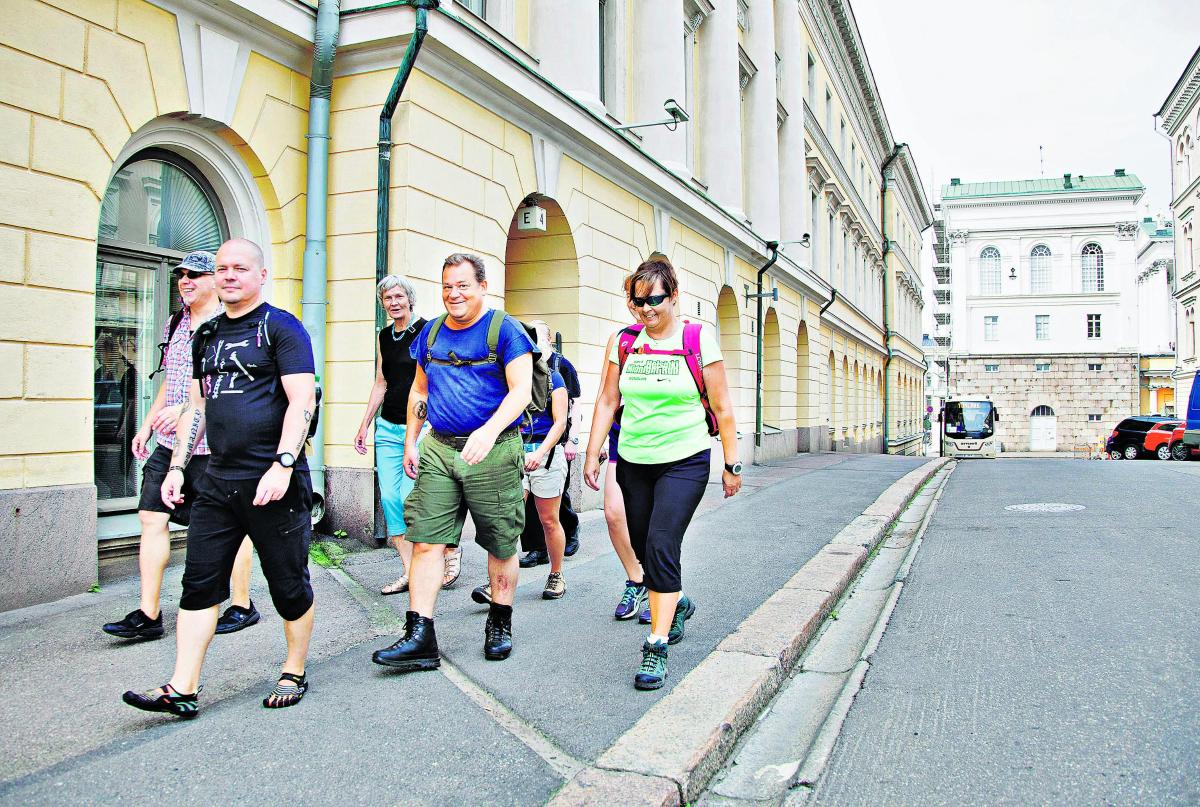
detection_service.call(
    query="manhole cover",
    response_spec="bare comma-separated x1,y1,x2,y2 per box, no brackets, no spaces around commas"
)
1004,503,1085,513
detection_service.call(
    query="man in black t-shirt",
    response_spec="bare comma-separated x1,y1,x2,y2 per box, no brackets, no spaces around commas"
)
122,238,319,719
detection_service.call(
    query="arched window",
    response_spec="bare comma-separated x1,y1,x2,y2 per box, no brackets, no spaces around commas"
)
1030,244,1051,294
980,246,1001,295
1081,243,1104,292
1031,405,1055,417
94,151,227,509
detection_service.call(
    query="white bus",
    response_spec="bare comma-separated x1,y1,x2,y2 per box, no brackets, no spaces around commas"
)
940,398,999,458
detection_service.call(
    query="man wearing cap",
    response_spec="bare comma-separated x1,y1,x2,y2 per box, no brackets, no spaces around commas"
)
102,250,259,642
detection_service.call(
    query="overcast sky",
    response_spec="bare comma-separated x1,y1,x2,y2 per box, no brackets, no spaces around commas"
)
851,0,1200,214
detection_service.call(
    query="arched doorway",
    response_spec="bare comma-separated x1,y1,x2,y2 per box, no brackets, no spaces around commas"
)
796,321,811,426
763,307,781,429
841,356,850,446
504,196,581,354
826,350,836,449
1030,405,1057,451
852,359,861,443
94,151,227,510
717,286,743,424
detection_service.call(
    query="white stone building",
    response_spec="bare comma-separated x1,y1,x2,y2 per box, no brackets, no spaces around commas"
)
1157,45,1200,415
940,172,1147,452
1135,216,1177,415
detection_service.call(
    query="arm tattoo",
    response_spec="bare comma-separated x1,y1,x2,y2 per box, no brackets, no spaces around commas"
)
171,401,203,468
294,409,312,455
414,400,427,419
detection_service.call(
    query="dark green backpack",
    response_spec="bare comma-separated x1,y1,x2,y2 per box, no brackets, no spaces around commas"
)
424,310,552,418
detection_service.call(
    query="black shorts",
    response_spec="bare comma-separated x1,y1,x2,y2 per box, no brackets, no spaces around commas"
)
179,470,314,621
137,445,210,526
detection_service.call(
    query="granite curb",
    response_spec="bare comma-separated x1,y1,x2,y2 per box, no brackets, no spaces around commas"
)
546,457,950,806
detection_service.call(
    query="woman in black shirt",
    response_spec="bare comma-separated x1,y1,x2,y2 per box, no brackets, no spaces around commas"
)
355,276,461,593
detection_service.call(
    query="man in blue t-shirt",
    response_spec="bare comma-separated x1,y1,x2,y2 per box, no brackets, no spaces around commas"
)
122,238,318,719
372,253,534,671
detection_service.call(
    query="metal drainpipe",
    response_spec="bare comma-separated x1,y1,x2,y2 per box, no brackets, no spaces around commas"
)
376,0,439,309
754,241,780,451
880,143,904,453
300,0,341,509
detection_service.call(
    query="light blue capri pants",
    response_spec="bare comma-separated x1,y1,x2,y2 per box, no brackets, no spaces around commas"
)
376,417,423,536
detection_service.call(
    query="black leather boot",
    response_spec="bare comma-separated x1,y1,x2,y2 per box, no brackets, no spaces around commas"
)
372,611,440,671
484,603,513,661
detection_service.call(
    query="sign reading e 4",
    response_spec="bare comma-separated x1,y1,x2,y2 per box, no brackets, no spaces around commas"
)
516,204,547,232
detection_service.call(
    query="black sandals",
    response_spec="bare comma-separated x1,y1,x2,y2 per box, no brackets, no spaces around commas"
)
263,672,308,708
122,683,200,719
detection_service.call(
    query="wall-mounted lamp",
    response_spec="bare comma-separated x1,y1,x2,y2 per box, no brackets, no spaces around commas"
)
614,99,690,133
1009,267,1017,279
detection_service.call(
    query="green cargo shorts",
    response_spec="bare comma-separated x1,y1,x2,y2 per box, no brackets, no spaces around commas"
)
404,430,526,560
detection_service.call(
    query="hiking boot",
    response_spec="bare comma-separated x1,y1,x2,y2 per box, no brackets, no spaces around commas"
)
484,604,513,660
518,550,549,568
470,581,493,605
103,609,164,641
634,639,669,691
614,581,648,620
372,611,440,672
215,601,261,635
542,571,566,600
668,595,696,645
564,534,580,557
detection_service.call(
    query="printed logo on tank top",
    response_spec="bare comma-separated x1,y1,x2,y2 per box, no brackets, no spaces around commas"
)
624,357,681,378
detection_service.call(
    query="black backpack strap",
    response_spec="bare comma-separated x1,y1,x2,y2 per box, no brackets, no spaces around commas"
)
148,309,186,379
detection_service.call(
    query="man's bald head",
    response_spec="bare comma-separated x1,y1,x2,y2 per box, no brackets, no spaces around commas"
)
216,238,265,269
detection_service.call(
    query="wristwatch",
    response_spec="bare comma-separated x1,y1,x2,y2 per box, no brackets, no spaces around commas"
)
724,461,743,475
569,436,580,445
275,452,296,468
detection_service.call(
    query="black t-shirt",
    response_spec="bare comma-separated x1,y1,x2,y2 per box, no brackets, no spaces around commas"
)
378,318,426,425
192,302,315,479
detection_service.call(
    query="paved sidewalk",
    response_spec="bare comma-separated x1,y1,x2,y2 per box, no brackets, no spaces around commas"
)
0,452,930,806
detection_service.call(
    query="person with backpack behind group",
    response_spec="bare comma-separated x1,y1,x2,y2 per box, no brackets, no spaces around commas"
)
103,250,259,644
371,253,536,672
584,255,741,691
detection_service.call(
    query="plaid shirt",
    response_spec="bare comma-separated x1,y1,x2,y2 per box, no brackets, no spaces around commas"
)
155,306,221,453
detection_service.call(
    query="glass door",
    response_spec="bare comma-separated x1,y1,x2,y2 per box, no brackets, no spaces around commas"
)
94,255,167,510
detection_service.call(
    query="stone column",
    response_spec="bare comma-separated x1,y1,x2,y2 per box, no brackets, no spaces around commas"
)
697,0,744,216
632,0,688,174
743,0,779,237
531,0,603,115
775,0,805,244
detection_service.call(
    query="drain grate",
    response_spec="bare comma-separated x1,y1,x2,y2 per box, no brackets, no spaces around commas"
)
1004,502,1085,513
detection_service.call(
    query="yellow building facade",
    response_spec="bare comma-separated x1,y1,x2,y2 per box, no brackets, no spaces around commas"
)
0,0,929,610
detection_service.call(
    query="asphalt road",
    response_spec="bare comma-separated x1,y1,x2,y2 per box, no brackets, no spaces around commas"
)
808,458,1200,807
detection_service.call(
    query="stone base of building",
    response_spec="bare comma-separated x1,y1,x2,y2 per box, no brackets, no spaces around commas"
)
796,426,824,453
753,429,799,464
951,354,1139,452
323,466,374,545
0,484,97,612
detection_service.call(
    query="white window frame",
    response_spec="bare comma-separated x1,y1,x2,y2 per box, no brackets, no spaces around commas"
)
984,363,1000,373
1030,244,1051,294
1035,362,1051,372
1035,314,1050,341
1082,243,1104,292
984,315,999,341
980,246,1001,295
1086,313,1102,339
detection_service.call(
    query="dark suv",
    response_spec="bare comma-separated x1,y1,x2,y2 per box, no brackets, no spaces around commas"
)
1105,416,1175,460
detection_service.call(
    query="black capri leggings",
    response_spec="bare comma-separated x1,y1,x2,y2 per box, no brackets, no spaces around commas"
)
616,449,710,593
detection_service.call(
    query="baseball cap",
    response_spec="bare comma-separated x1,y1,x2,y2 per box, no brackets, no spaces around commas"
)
174,251,216,274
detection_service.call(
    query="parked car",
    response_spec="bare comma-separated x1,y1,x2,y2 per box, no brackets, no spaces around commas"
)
1143,420,1184,460
1105,416,1175,460
1168,424,1199,461
1184,371,1200,457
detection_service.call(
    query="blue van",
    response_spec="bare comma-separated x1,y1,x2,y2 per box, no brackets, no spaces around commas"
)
1186,370,1200,451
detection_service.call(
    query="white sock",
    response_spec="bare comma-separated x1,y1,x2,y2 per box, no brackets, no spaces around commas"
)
647,634,668,645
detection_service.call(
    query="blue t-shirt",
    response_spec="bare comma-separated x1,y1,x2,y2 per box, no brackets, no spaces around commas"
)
192,302,315,479
522,370,565,441
412,310,534,434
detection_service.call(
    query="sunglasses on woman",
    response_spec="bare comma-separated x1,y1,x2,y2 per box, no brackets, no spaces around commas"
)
173,269,210,280
630,292,670,308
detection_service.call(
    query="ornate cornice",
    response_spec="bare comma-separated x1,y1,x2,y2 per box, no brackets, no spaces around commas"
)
1115,221,1139,241
949,229,969,245
1156,45,1200,132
